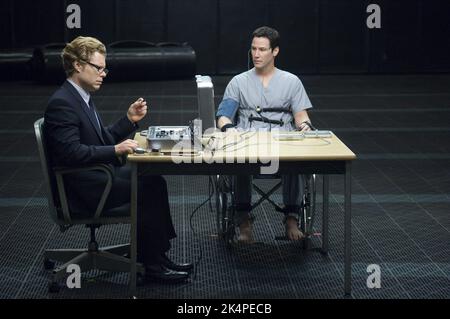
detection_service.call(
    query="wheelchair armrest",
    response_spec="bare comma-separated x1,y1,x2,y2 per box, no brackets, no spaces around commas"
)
53,164,114,224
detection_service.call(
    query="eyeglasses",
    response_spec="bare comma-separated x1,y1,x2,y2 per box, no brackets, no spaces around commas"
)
81,60,109,75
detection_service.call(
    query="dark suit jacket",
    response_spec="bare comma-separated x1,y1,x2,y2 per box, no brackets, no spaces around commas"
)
44,80,137,214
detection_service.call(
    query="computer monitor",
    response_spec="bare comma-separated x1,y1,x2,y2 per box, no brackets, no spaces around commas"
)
195,75,216,133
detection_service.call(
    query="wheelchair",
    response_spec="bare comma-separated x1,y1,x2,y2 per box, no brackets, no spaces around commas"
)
214,173,317,248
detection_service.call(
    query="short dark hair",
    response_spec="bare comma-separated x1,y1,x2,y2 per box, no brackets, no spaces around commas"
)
252,26,280,50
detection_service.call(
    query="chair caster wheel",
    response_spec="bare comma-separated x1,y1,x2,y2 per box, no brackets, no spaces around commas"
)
44,258,55,270
48,281,61,293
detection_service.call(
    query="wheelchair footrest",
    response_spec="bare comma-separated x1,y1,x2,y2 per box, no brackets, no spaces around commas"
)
275,207,285,213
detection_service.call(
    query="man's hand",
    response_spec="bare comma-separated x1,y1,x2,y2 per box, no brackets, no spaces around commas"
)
294,110,312,132
217,116,237,132
225,127,238,133
297,122,312,132
115,139,139,155
127,97,147,123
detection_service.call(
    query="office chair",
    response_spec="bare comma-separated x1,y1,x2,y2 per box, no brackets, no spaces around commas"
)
34,118,145,293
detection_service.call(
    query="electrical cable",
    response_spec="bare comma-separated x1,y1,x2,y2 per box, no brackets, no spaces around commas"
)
188,175,215,280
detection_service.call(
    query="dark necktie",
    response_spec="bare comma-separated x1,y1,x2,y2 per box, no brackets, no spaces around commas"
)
87,98,101,133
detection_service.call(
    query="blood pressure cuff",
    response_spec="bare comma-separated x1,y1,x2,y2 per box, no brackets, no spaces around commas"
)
216,98,239,120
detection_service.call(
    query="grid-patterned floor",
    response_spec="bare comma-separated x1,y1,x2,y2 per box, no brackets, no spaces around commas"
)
0,75,449,299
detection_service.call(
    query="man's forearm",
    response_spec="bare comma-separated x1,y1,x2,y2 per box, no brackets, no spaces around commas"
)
217,116,232,129
106,115,138,143
293,110,311,128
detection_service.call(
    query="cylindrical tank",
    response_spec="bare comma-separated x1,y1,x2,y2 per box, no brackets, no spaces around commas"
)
0,49,33,81
31,43,66,83
107,40,196,81
30,41,197,83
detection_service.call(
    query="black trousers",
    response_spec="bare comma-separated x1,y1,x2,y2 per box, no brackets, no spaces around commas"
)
67,165,176,265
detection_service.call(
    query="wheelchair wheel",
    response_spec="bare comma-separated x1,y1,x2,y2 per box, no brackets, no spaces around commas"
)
215,190,228,237
214,175,234,240
300,174,316,236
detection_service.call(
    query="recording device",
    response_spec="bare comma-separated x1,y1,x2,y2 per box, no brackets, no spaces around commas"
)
190,118,202,146
140,74,212,154
145,119,203,153
146,126,191,152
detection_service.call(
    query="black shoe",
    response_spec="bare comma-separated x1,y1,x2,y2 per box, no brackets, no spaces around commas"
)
144,264,189,284
158,254,194,272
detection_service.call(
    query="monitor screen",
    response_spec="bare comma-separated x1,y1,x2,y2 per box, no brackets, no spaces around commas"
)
195,75,216,133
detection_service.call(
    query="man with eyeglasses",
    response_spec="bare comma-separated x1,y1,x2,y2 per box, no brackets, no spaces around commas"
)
216,26,314,243
44,36,192,284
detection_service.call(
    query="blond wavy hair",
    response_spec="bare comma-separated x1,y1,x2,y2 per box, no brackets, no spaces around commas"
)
61,36,106,77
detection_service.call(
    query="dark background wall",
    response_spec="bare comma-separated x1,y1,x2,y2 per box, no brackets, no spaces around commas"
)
1,0,449,75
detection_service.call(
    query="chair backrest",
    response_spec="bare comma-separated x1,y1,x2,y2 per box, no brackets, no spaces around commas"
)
34,118,61,223
195,75,216,133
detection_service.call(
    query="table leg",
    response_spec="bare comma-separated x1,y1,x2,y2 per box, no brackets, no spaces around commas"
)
344,161,352,296
322,174,329,255
130,162,137,296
